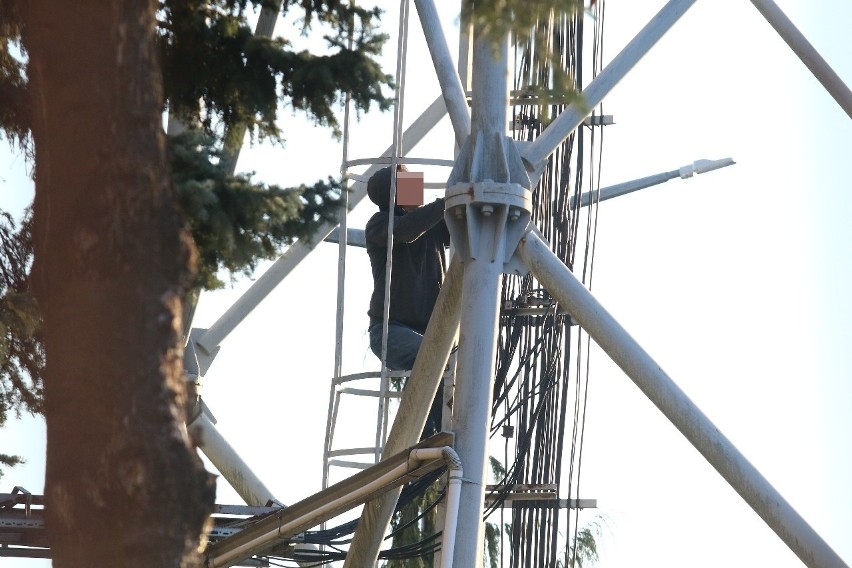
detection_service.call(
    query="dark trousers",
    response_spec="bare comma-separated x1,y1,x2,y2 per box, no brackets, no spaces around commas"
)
369,322,444,438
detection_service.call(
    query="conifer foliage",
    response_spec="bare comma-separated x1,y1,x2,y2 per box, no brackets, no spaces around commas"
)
0,210,41,477
168,129,343,289
160,0,392,145
0,0,391,435
0,0,392,564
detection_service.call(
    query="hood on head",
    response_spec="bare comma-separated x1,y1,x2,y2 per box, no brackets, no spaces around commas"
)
367,164,408,210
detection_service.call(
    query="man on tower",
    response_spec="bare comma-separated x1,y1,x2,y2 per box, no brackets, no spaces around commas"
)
365,164,450,437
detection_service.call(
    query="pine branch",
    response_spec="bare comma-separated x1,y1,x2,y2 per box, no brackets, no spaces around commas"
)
168,129,341,290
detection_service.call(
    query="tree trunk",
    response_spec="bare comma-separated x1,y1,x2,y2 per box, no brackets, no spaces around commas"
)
22,1,215,566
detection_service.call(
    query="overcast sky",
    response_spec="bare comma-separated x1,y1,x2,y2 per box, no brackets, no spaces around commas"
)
2,1,851,567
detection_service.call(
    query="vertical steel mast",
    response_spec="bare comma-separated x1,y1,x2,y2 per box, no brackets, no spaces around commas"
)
443,21,533,567
192,1,852,566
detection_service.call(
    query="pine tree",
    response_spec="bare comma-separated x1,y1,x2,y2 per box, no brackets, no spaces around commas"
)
0,0,391,462
0,0,391,565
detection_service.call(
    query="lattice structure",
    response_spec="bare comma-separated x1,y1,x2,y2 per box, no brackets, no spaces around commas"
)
5,1,850,567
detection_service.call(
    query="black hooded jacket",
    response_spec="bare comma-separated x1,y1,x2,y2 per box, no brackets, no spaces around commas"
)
366,167,451,333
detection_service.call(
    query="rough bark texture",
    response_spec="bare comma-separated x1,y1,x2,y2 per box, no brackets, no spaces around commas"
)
22,1,215,566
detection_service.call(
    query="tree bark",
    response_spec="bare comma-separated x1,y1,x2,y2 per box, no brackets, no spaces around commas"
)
22,1,215,566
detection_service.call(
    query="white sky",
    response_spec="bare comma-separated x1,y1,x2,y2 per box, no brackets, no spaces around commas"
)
2,1,851,567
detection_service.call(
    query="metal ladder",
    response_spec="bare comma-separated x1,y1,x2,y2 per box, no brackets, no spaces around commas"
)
322,364,456,491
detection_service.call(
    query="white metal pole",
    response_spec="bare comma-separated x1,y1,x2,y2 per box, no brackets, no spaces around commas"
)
441,468,463,568
409,447,464,568
521,0,699,173
451,239,502,568
571,158,735,209
449,29,511,568
191,412,276,507
516,229,849,568
414,0,471,148
457,3,472,94
573,171,677,209
750,0,852,119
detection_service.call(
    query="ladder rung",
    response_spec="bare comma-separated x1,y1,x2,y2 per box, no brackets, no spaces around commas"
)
484,498,597,509
327,447,380,458
338,387,402,398
328,460,375,470
332,370,410,385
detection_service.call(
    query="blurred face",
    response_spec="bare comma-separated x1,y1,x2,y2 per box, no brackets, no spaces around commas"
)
396,171,424,209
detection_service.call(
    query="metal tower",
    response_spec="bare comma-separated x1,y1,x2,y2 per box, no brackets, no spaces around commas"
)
4,1,851,567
